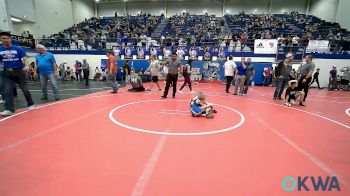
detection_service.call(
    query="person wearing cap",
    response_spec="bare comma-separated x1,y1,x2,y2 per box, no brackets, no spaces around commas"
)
297,55,316,102
0,31,35,116
309,68,321,89
273,53,293,100
106,50,118,93
34,44,60,101
160,52,183,99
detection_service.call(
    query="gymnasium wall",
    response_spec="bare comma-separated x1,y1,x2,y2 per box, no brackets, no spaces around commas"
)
0,0,10,31
309,0,339,22
31,52,349,88
335,0,350,30
97,0,313,17
6,0,36,22
270,0,308,14
72,0,96,24
5,0,95,38
225,0,270,14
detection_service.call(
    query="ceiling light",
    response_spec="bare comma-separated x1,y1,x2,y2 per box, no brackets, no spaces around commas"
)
11,17,22,22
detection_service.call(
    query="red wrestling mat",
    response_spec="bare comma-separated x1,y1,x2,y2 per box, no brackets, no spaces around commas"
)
0,83,349,196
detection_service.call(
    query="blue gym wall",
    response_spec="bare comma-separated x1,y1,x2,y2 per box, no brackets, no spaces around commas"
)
100,59,272,85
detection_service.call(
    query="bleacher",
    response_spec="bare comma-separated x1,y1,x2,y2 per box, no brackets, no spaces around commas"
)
29,12,350,54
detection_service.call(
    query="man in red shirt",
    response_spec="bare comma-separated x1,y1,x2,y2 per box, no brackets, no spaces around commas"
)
106,51,118,93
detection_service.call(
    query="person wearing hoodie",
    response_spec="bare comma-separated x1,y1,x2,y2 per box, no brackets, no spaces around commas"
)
273,53,293,100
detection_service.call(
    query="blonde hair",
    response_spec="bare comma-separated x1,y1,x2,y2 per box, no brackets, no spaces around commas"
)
197,92,206,100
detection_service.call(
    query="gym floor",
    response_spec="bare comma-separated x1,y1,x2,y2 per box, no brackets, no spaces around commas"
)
0,82,349,196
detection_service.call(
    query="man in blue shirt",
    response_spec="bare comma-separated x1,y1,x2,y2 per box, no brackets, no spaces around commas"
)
0,31,35,116
34,44,59,101
233,57,247,96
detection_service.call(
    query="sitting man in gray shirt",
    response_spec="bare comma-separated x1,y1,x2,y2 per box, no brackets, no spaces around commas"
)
128,71,145,92
160,52,183,98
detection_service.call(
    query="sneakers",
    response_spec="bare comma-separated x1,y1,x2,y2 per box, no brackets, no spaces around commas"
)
206,111,214,119
161,96,167,99
284,102,292,107
28,105,36,111
299,102,305,106
110,91,118,94
172,95,176,99
178,90,183,94
145,89,151,93
0,110,14,116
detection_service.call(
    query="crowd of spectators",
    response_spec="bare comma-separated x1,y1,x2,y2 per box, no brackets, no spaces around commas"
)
225,11,350,52
9,11,349,54
39,12,162,50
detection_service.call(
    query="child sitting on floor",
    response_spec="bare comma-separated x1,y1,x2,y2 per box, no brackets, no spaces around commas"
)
190,92,217,119
284,80,305,107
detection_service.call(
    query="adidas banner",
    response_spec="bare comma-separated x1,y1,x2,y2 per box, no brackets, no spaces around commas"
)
254,39,278,54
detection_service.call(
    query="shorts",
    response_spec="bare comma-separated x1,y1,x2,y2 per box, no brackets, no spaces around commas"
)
152,76,159,82
340,79,349,85
190,104,203,117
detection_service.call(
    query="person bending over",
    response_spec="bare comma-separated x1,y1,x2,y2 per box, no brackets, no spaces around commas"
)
128,72,145,92
284,80,305,107
190,92,217,119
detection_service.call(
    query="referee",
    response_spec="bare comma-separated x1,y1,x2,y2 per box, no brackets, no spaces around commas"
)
161,52,183,98
297,55,316,102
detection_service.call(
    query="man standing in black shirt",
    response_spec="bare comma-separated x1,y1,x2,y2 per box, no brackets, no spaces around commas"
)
309,68,320,89
161,53,183,99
